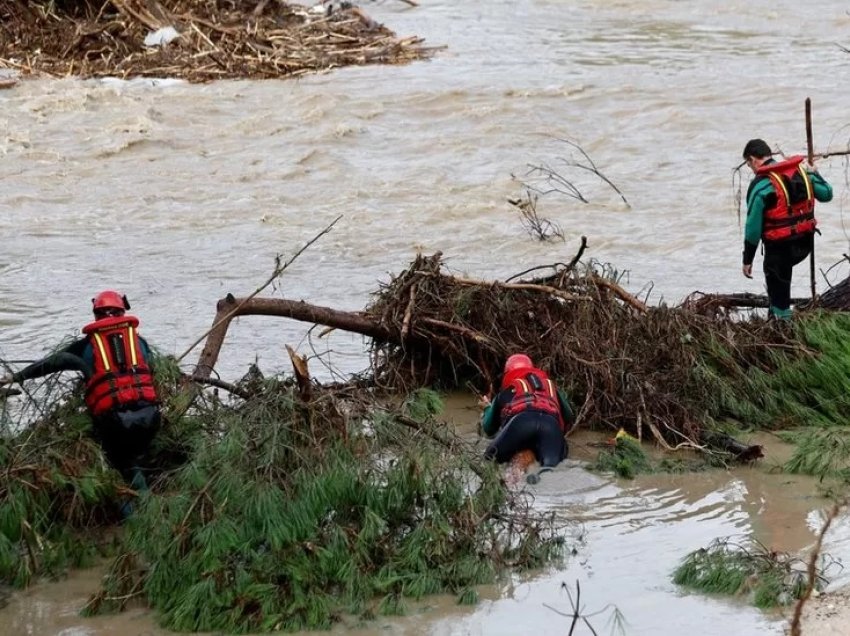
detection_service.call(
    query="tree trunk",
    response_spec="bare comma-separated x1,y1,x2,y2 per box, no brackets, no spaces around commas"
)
193,296,394,380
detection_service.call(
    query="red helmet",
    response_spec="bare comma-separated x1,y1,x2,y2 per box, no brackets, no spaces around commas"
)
92,290,130,313
504,353,533,375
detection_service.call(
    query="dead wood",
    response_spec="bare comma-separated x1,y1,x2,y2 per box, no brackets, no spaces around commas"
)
816,274,850,310
187,374,252,400
285,343,312,402
193,295,395,380
682,291,813,315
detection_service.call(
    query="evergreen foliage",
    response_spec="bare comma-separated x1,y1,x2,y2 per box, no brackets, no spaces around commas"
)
83,383,561,632
590,432,653,479
0,392,124,587
673,538,820,608
696,312,850,434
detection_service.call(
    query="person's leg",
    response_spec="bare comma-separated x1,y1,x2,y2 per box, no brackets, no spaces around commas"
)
94,405,160,487
116,405,161,491
485,415,537,464
763,243,793,319
534,415,567,467
789,234,813,267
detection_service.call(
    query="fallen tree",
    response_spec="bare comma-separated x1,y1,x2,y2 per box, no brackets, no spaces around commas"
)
190,252,850,457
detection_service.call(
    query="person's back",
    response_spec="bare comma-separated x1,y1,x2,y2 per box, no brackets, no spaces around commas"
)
480,353,574,467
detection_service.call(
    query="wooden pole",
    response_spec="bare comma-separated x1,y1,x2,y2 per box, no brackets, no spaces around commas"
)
806,97,816,302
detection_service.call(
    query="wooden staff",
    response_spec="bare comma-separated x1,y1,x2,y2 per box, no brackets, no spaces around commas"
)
806,97,816,301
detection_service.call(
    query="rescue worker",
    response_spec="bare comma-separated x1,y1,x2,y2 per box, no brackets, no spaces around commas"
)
480,353,574,467
0,291,161,494
741,139,833,320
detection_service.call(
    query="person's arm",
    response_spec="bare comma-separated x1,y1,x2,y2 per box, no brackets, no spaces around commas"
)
9,338,90,382
809,169,833,203
743,178,773,268
481,389,512,438
557,388,574,431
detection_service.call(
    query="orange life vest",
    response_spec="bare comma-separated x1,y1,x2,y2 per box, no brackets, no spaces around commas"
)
82,315,158,416
756,156,816,242
499,367,566,432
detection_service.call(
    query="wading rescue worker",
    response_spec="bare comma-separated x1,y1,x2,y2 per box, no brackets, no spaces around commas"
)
479,353,575,467
0,290,161,493
741,139,833,320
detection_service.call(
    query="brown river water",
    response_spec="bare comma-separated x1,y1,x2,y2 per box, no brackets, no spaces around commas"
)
3,0,850,633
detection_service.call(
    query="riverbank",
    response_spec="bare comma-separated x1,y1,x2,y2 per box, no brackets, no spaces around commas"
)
795,587,850,634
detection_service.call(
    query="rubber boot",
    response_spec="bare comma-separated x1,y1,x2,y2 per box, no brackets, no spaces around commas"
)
768,306,793,321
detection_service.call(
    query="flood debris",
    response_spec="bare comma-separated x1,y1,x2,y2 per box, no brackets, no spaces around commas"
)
192,250,850,462
0,0,437,82
673,537,836,609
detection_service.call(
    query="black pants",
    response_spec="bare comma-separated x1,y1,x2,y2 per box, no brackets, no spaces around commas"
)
485,411,567,468
763,235,813,312
91,403,161,486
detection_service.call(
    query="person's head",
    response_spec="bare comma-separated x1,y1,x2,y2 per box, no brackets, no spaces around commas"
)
742,139,772,173
504,353,533,376
92,290,130,319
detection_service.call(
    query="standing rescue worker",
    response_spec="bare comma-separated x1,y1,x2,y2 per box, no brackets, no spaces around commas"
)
0,291,161,492
480,353,575,467
741,139,833,320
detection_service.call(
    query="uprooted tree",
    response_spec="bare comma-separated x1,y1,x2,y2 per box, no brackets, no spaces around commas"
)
192,250,850,456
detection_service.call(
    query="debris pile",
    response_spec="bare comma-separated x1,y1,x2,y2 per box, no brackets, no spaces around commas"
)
0,0,435,81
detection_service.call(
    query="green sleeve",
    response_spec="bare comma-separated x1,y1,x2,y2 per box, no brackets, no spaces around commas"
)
481,402,499,438
557,389,574,425
810,171,833,202
744,179,772,248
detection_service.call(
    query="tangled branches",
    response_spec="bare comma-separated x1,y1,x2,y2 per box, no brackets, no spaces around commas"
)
369,248,806,448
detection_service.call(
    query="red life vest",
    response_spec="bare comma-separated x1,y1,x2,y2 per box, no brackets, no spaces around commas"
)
82,315,158,416
499,367,566,432
756,156,816,242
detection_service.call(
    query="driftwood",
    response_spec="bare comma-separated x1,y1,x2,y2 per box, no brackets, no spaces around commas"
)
193,295,396,380
682,292,812,313
817,275,850,310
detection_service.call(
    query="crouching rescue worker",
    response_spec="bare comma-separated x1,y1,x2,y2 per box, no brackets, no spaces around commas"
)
0,290,161,496
480,353,575,467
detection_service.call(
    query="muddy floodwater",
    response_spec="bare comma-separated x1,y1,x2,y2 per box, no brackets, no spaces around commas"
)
3,0,850,633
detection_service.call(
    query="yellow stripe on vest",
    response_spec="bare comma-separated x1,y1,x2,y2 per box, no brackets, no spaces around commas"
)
92,333,111,372
545,378,556,398
769,172,791,211
128,326,139,366
797,164,813,202
517,378,530,394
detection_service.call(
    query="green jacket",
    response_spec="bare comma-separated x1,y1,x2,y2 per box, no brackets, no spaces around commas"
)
743,160,832,265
